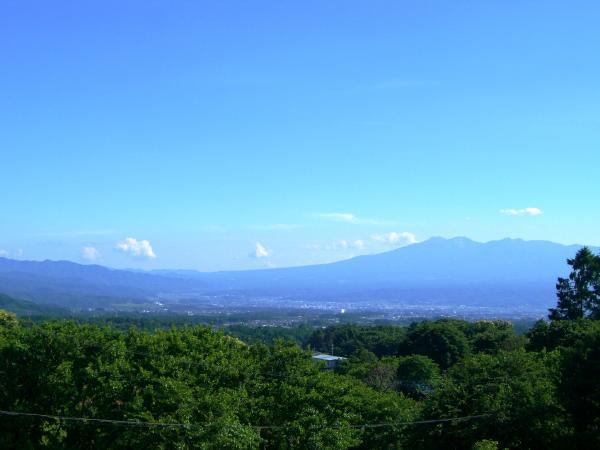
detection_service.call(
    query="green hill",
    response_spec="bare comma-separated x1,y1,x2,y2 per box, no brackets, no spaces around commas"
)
0,293,69,316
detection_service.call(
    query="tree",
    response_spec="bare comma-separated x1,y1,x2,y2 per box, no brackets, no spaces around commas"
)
557,322,600,446
0,309,19,331
467,320,523,355
336,350,398,392
472,440,498,450
0,320,421,449
396,355,441,398
400,320,470,369
549,247,600,320
306,325,406,357
416,350,570,449
526,318,598,352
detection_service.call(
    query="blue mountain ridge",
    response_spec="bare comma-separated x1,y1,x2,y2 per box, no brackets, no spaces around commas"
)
0,237,594,311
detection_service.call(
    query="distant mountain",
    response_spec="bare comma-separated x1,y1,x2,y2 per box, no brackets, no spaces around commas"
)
156,237,586,308
0,293,70,316
193,237,583,286
0,257,208,308
0,238,594,311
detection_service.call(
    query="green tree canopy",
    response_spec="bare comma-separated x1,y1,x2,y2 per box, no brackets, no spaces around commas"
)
526,318,600,352
0,320,419,449
399,320,470,369
396,355,441,398
307,324,406,357
418,350,570,449
466,320,522,354
556,323,600,447
0,309,19,330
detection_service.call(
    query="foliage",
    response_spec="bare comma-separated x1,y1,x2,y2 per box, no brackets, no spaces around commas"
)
336,350,399,393
464,320,523,354
0,317,417,449
526,318,600,352
224,324,313,346
0,309,19,330
417,349,570,449
472,440,498,450
307,324,406,357
549,247,600,320
396,355,441,398
399,320,470,369
556,322,600,446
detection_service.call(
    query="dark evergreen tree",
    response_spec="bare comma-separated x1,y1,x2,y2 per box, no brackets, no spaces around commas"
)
549,247,600,320
557,321,600,447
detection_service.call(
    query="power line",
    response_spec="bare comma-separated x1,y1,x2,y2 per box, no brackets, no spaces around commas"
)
0,410,191,429
0,409,492,430
255,414,494,430
1,331,498,431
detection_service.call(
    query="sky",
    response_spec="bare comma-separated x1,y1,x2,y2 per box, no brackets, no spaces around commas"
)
1,1,599,271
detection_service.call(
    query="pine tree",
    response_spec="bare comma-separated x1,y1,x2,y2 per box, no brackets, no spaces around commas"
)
549,247,600,320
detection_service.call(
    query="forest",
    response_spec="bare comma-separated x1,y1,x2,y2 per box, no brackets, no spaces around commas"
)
0,248,599,449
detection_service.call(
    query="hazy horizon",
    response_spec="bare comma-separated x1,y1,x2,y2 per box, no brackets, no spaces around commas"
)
0,235,594,273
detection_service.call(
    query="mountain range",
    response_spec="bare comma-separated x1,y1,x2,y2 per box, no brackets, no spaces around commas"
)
0,237,593,313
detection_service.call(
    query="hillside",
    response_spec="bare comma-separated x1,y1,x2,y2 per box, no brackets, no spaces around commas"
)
0,293,70,316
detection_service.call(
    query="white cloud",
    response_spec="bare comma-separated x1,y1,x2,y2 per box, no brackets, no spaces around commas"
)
353,239,366,250
81,246,100,261
34,229,118,237
248,224,303,231
318,212,358,223
371,231,417,246
115,237,156,259
250,242,270,258
0,249,26,258
317,212,395,226
500,207,543,217
324,239,367,251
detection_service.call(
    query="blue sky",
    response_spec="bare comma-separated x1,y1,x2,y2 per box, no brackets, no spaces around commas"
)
1,1,599,270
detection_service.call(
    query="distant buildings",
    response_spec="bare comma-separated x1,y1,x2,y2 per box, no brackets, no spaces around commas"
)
311,353,346,370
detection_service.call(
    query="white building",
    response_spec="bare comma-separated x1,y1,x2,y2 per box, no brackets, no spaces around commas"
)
311,353,346,370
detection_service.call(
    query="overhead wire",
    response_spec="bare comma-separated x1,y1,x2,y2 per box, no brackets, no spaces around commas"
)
0,409,493,431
